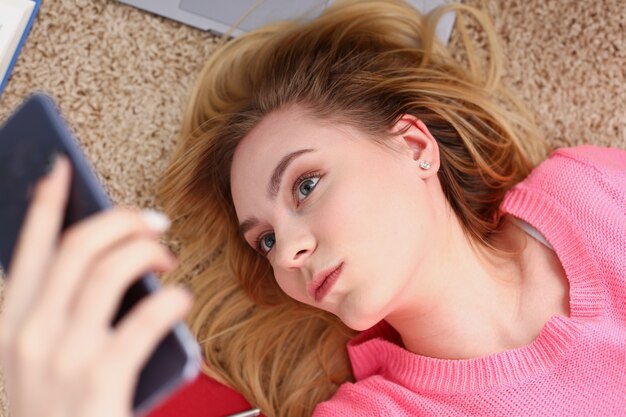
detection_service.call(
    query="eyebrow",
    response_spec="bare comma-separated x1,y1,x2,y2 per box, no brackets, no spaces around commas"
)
238,148,317,238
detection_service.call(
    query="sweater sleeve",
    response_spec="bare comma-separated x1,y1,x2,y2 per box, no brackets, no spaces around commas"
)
312,379,425,417
312,385,371,417
553,145,626,208
517,145,626,234
312,384,387,417
518,144,626,310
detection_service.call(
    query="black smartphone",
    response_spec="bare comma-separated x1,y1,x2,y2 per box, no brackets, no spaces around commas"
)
0,93,201,416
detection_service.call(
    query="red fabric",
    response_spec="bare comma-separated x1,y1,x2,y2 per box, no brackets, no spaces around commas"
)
147,370,260,417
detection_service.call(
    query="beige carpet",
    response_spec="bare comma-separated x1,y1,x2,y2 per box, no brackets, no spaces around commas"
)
0,0,624,415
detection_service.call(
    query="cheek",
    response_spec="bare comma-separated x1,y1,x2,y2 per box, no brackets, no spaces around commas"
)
328,171,426,255
329,175,429,324
274,272,309,304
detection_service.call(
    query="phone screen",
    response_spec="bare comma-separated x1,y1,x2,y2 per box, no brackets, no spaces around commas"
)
0,93,200,416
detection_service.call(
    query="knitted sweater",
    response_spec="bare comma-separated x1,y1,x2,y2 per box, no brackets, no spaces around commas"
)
313,145,626,416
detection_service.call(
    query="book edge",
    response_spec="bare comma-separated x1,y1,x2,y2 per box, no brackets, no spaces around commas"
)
0,0,40,96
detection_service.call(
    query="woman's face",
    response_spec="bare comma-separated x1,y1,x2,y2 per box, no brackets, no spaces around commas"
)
230,105,442,330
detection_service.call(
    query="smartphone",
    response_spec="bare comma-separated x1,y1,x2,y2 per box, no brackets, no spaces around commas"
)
0,92,201,416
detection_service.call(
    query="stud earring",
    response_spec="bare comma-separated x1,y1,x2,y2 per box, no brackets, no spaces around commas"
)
419,160,431,170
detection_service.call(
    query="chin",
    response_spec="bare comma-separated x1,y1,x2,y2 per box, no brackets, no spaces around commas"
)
337,308,383,332
333,291,391,331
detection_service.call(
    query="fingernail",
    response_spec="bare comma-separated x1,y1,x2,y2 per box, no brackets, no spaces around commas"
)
141,209,171,233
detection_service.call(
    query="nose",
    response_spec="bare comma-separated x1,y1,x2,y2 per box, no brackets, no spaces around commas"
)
274,220,315,270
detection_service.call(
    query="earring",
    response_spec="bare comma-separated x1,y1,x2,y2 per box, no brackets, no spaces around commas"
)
419,160,431,170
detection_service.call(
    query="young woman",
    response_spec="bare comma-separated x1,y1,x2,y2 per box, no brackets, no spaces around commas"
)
1,1,625,416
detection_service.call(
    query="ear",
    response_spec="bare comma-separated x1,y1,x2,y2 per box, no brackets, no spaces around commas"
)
389,115,440,176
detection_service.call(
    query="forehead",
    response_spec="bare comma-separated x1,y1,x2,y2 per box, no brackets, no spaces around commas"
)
233,106,339,168
232,107,343,184
229,106,357,218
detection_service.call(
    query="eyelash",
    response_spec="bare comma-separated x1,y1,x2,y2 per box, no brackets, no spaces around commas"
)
254,171,321,256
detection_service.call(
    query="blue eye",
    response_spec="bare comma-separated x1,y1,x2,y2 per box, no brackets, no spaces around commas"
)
257,233,276,254
254,171,321,256
294,174,320,201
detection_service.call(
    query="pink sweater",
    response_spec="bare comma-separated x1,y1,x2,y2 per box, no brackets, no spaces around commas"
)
314,145,626,416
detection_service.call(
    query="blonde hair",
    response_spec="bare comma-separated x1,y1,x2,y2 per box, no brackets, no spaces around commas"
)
157,1,552,416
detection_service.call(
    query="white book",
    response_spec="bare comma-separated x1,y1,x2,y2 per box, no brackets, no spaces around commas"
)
0,0,36,92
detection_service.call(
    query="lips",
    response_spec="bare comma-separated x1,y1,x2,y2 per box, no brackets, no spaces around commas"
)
308,262,343,302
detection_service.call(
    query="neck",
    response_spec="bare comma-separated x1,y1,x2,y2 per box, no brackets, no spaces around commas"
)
385,215,546,360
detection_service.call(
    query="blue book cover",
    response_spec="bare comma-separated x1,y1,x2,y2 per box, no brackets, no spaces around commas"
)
0,0,42,96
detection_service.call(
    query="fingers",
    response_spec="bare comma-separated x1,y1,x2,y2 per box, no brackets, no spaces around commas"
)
20,207,170,358
0,150,174,385
66,237,177,343
52,236,177,385
0,150,189,417
1,154,71,356
37,207,170,321
94,286,193,407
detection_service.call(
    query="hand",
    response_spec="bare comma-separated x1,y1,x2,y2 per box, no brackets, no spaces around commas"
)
0,154,193,417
